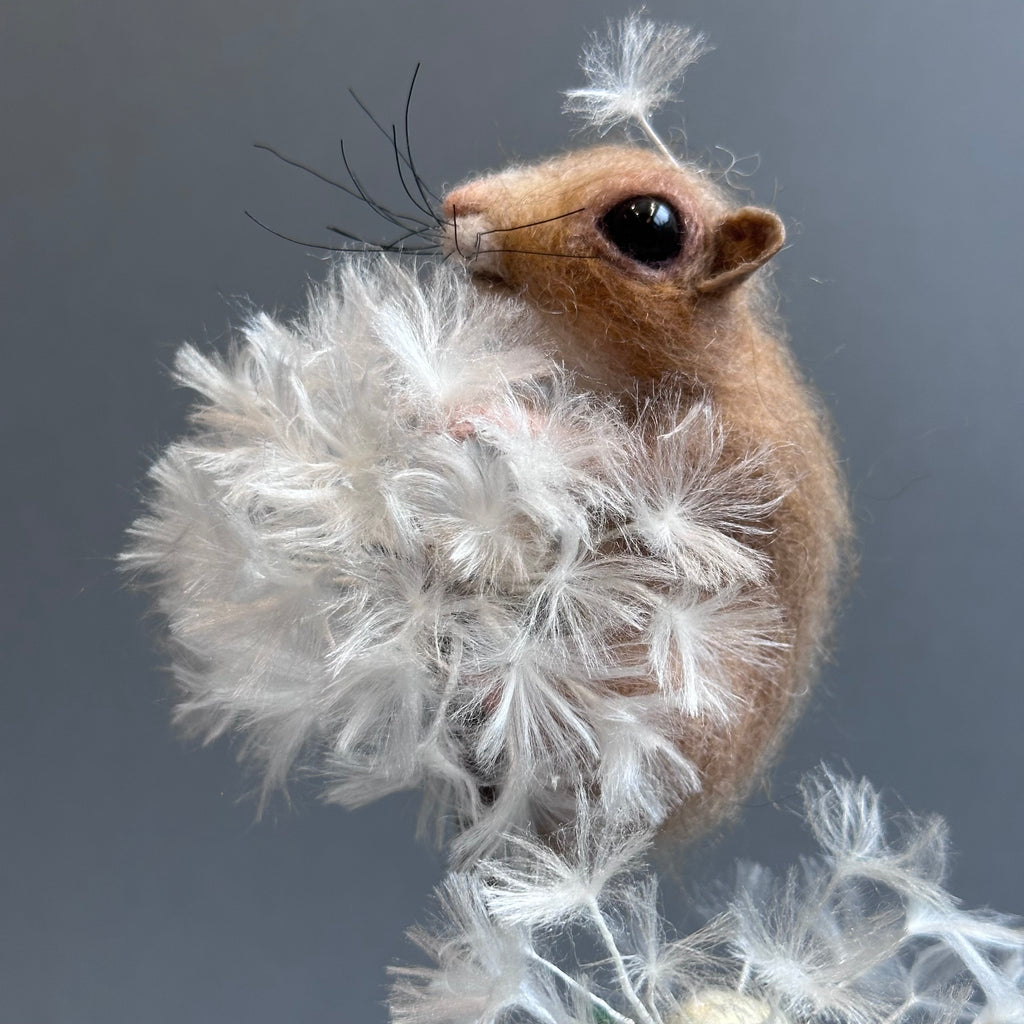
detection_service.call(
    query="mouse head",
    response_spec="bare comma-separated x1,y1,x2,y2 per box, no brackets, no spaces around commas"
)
442,146,784,386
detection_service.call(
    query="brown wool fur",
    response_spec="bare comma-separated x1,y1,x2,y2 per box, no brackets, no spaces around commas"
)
443,145,852,842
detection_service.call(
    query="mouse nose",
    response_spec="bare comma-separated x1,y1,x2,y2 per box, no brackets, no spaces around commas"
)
442,184,504,278
442,180,490,222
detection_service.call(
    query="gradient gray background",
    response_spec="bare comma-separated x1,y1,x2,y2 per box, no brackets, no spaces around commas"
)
2,2,1022,1021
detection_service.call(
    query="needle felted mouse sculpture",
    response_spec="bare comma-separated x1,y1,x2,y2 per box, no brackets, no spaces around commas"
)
125,17,849,861
126,18,1024,1023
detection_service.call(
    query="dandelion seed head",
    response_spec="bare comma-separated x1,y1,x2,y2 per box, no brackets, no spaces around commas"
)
126,256,785,857
393,771,1023,1024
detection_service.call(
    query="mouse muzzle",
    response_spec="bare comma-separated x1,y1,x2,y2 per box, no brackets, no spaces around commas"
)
442,212,504,281
441,184,508,281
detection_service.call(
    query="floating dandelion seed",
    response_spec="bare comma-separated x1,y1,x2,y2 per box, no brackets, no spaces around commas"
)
563,13,711,161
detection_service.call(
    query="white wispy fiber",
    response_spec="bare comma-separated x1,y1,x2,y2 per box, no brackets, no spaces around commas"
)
125,255,783,861
391,770,1024,1024
563,13,710,157
479,822,652,930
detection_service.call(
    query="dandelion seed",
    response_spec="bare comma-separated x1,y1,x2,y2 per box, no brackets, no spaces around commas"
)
563,14,711,160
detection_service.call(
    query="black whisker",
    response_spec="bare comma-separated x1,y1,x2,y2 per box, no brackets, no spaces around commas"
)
347,88,433,207
339,138,434,231
391,124,437,221
372,245,439,254
477,247,601,261
348,68,443,211
452,208,463,258
324,224,369,243
255,140,431,235
254,142,363,201
449,208,596,262
325,222,437,245
321,224,382,245
402,226,443,246
348,88,395,147
328,223,440,253
475,207,588,237
403,63,443,207
331,223,436,244
255,67,446,255
245,211,430,256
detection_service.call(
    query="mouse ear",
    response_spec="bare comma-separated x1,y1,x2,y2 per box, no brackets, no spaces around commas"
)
697,207,785,294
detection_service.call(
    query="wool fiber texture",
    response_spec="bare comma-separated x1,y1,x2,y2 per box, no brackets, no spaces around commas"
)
126,257,788,861
390,769,1024,1024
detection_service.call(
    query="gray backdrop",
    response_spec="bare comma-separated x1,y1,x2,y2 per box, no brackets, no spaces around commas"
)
2,2,1021,1022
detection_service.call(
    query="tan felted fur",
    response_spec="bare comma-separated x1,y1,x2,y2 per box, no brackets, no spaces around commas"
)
443,145,852,841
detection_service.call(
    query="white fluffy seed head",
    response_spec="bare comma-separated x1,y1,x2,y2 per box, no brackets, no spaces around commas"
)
393,771,1024,1024
125,256,786,860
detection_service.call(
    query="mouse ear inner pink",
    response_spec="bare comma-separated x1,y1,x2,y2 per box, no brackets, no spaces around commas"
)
697,207,785,294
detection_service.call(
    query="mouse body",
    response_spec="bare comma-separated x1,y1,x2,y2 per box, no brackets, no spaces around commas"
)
441,144,851,839
128,24,850,860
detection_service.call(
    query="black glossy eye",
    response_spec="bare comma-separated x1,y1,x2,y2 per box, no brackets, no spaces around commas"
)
599,196,683,266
